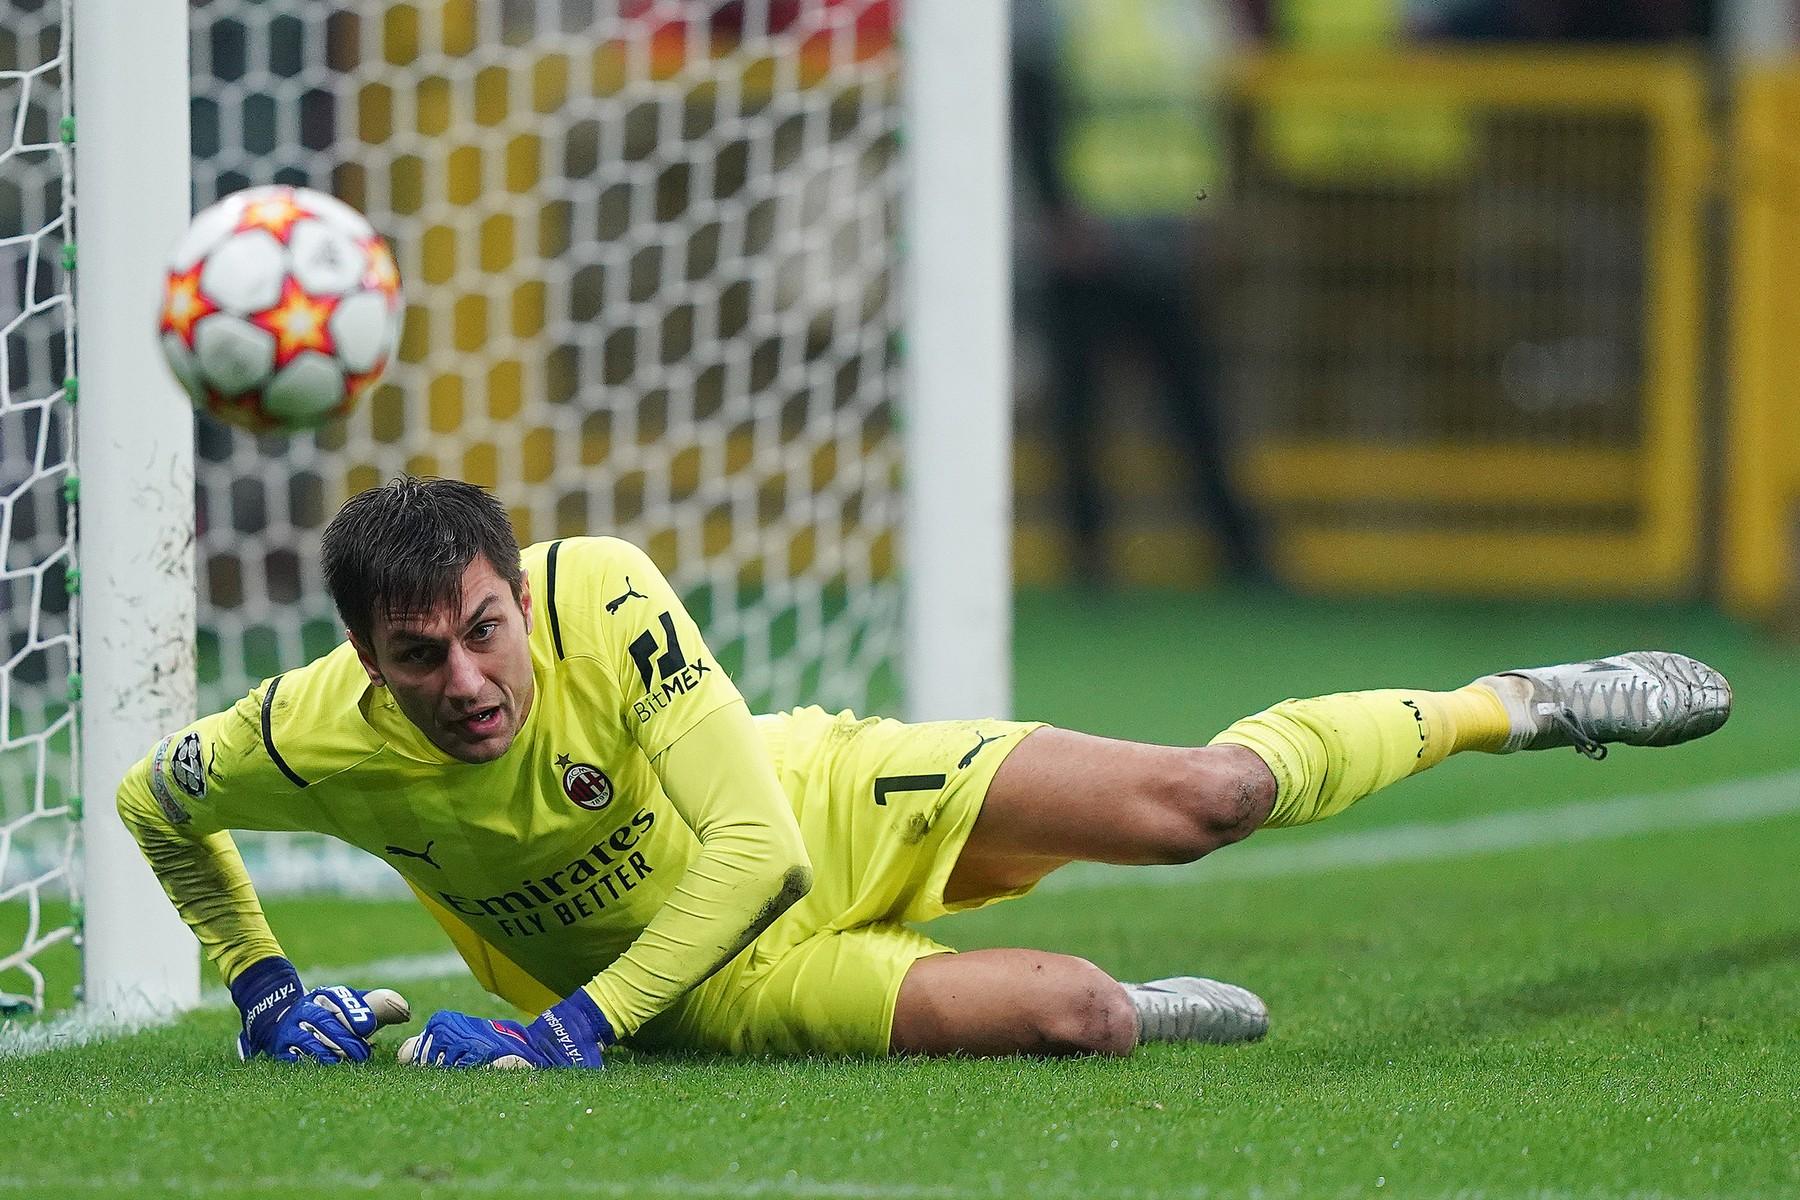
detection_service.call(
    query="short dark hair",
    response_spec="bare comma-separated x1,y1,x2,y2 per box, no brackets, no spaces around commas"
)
322,475,523,650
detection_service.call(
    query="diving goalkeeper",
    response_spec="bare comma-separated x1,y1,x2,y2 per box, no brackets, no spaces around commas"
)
116,476,1731,1068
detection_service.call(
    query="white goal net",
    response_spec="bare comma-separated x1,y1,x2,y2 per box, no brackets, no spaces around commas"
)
0,0,77,1013
2,0,1008,1015
184,0,907,894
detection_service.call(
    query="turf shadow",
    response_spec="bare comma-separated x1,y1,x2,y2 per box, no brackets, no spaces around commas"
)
1433,927,1800,1039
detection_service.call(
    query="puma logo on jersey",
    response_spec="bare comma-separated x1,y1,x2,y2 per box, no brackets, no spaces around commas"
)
385,840,440,869
605,578,648,615
958,731,1004,769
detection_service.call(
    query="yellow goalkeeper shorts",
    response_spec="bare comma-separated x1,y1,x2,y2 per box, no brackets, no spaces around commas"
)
631,705,1045,1057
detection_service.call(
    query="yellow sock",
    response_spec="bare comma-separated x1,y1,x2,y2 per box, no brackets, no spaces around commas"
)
1210,685,1511,829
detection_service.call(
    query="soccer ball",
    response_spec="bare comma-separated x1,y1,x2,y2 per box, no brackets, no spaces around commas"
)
158,185,402,433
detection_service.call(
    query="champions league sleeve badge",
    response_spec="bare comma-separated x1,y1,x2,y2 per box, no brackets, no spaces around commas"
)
149,733,196,825
170,731,208,799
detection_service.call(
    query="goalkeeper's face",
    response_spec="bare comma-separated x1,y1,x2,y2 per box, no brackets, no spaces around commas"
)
356,555,536,764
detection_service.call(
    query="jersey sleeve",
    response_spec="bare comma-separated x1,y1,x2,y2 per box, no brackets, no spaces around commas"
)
113,686,300,984
578,699,812,1036
549,537,744,758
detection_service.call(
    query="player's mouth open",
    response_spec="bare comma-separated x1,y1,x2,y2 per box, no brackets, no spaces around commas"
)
458,707,503,736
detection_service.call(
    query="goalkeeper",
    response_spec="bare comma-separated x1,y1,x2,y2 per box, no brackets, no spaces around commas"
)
116,476,1732,1068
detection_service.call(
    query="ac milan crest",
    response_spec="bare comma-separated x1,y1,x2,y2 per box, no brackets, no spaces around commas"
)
554,753,613,812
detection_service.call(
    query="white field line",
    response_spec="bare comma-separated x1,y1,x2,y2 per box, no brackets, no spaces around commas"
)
1039,766,1800,895
4,768,1797,1061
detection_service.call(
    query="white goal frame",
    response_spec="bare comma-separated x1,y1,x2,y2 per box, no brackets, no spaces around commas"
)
68,0,1010,1018
72,0,201,1018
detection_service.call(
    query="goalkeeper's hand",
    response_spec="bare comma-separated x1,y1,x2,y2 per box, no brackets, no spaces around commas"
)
231,955,412,1064
398,988,613,1070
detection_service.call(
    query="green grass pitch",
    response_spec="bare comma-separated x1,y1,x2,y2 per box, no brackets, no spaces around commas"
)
3,587,1798,1199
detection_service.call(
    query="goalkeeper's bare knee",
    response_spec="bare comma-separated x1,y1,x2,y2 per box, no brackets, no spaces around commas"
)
1025,956,1137,1057
1127,744,1276,864
892,950,1136,1057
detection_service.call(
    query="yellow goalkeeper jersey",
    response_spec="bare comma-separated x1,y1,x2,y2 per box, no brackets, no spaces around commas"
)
115,536,810,1037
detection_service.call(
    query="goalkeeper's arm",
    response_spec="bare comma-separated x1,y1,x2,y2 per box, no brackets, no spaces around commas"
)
580,698,813,1033
402,702,810,1069
117,752,411,1062
116,756,288,984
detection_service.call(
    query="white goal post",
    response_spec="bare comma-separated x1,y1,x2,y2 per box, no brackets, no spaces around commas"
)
5,0,1010,1020
902,1,1012,728
71,0,203,1018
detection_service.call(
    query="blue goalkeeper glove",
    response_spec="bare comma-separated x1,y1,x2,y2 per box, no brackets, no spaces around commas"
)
231,955,412,1064
398,989,613,1070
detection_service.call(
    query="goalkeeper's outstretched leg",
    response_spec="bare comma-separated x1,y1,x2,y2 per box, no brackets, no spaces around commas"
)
891,651,1730,1057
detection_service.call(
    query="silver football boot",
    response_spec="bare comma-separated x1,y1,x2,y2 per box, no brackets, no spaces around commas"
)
1474,651,1731,761
1125,976,1269,1045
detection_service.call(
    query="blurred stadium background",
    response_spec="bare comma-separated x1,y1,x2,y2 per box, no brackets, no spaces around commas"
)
1010,0,1796,609
3,0,1799,1023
